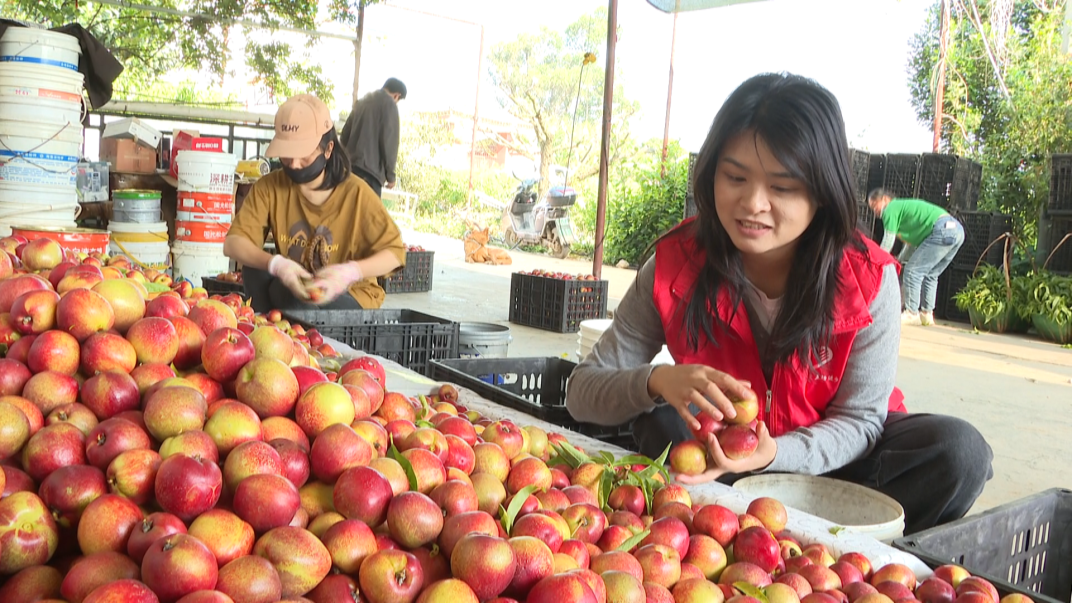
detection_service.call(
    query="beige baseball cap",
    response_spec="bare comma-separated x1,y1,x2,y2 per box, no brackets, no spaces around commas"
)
266,94,333,159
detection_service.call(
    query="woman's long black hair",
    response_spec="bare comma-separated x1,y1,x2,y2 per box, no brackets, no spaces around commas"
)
316,128,352,191
683,72,865,367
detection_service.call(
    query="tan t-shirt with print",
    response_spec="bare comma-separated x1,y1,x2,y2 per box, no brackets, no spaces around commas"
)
227,170,406,309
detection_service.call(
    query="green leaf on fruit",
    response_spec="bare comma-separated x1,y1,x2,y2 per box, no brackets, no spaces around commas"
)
547,455,572,469
501,484,538,535
735,583,769,603
639,475,655,514
654,443,672,468
415,420,436,429
550,441,591,469
598,451,616,465
597,467,615,510
387,438,420,493
615,528,651,553
829,526,847,536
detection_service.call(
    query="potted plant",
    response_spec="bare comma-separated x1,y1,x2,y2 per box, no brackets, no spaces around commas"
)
1021,271,1072,344
953,264,1021,333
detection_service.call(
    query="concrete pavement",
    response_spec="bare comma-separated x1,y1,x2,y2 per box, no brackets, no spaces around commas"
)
383,228,1072,514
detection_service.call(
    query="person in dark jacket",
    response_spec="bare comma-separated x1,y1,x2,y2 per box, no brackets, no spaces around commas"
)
339,78,407,197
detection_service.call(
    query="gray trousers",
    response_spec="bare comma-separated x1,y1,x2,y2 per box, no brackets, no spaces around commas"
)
633,407,993,535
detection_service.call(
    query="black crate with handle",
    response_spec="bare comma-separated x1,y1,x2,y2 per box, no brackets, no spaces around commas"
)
430,357,635,449
950,157,983,211
938,266,972,323
850,148,870,205
509,272,608,333
916,153,958,209
1050,154,1072,213
201,275,246,297
283,309,459,377
893,489,1072,603
1044,215,1072,273
867,154,887,197
955,211,1013,268
882,153,921,198
378,250,435,294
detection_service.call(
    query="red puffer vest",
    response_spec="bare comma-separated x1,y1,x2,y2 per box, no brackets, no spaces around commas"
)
652,219,907,437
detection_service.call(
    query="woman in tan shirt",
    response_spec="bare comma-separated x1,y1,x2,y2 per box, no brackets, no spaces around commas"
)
224,94,406,312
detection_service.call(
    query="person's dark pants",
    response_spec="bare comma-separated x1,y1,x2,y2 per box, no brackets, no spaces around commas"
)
243,267,362,315
351,166,382,198
633,406,993,535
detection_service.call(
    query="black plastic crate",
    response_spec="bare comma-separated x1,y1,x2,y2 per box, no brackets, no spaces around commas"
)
509,273,608,333
867,154,887,197
378,250,434,294
430,357,635,449
950,157,984,211
882,154,922,198
956,211,1013,268
916,153,959,208
1045,216,1072,273
201,275,246,297
940,266,972,323
283,309,459,377
850,149,871,205
894,489,1072,603
1050,154,1072,213
857,203,876,238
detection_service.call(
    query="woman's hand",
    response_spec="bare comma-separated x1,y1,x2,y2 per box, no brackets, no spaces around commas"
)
647,364,755,432
676,421,778,484
268,256,313,301
310,262,364,305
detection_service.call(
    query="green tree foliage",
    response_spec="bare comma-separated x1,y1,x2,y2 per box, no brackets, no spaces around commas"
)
603,140,688,267
907,0,1072,240
488,8,640,196
6,0,334,103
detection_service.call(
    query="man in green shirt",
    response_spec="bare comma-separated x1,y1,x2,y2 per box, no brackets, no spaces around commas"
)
868,189,965,326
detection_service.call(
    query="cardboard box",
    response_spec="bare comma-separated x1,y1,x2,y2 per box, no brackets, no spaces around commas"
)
100,138,158,175
170,130,225,178
102,117,162,150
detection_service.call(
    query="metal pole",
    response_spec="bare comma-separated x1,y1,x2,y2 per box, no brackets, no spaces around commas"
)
593,0,618,279
467,27,485,209
661,2,679,176
932,0,950,153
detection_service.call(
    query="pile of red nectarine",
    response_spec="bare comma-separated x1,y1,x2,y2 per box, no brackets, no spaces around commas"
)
0,236,1027,603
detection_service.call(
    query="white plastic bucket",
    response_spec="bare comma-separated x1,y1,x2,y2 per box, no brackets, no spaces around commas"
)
177,151,238,195
0,214,78,238
172,241,231,284
458,323,512,358
0,28,82,72
733,474,906,543
0,95,83,126
0,120,82,187
0,63,84,105
0,181,77,206
109,221,170,272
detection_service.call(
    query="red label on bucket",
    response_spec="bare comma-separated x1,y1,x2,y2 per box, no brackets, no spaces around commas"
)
175,220,229,244
178,191,234,214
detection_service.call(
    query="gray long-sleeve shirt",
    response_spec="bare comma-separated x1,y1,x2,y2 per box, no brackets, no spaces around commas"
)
565,257,901,475
340,89,400,186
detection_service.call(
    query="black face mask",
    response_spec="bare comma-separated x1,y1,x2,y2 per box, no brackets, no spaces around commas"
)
283,154,327,184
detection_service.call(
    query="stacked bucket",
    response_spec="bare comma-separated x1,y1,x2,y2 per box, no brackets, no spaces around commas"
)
172,150,239,284
0,28,85,235
109,190,170,273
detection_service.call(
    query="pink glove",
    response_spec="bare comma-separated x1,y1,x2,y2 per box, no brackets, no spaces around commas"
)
310,262,364,305
268,255,313,301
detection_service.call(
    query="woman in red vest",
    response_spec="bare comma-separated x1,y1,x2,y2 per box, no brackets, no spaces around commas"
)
566,73,992,534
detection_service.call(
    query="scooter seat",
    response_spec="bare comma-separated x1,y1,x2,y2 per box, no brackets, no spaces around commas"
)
509,201,533,215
